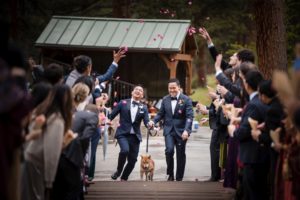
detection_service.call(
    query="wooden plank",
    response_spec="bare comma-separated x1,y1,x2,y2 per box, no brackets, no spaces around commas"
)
85,181,234,200
173,53,192,61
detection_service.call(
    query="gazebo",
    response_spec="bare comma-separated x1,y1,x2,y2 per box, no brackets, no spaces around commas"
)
36,16,197,98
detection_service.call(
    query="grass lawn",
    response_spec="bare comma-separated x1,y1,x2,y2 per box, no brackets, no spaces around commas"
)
189,74,217,125
190,74,217,105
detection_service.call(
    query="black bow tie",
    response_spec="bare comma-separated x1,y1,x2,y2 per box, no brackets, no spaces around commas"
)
132,101,139,106
170,97,177,101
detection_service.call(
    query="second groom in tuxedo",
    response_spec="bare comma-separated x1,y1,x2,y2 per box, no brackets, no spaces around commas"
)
109,85,150,181
150,78,194,181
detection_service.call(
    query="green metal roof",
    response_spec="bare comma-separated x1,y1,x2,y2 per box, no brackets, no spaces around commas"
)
35,16,194,53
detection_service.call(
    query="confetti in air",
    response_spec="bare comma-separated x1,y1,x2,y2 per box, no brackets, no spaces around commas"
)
119,46,128,53
188,26,196,36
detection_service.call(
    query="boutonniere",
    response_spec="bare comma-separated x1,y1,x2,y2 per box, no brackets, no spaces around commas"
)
122,100,127,105
178,109,182,114
139,105,143,109
178,99,184,106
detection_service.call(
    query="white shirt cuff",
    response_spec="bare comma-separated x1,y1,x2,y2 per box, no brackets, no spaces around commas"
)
100,82,106,89
208,43,214,48
95,85,101,90
215,70,222,77
112,61,118,67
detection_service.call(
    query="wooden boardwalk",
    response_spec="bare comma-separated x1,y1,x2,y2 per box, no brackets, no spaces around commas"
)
85,181,235,200
85,127,235,199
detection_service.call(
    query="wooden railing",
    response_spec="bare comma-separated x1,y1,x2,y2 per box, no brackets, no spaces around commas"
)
107,79,147,107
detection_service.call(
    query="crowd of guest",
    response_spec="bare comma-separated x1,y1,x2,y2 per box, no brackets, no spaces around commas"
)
197,28,300,200
1,24,300,200
0,39,126,200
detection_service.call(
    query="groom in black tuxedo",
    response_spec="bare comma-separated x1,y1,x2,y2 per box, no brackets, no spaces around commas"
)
149,78,194,181
109,85,150,181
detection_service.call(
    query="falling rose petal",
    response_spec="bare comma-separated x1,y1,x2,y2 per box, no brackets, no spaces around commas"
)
157,34,164,39
188,26,196,36
115,76,120,80
171,13,175,18
170,58,175,62
206,17,210,20
188,1,192,5
119,45,128,52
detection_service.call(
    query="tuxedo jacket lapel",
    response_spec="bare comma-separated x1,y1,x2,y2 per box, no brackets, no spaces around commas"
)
126,99,132,123
166,96,174,116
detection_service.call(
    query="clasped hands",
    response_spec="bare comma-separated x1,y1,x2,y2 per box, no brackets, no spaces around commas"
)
147,121,189,141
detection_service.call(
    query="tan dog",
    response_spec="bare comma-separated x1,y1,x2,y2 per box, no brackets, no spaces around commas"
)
140,155,155,181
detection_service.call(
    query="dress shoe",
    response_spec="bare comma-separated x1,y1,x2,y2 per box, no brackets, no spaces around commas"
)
167,175,174,181
176,178,183,181
202,177,219,182
111,171,121,180
120,179,127,181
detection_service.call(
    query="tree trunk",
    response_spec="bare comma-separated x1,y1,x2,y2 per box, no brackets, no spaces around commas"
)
254,0,287,79
112,0,131,18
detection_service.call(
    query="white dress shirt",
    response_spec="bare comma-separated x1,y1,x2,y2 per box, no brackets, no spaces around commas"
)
130,98,139,133
171,92,180,115
249,91,258,101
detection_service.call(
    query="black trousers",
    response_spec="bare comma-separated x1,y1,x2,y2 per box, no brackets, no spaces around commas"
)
116,134,140,180
210,129,221,180
164,132,187,180
243,163,269,200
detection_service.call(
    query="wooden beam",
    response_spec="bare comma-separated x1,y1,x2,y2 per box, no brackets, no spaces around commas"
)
173,53,192,61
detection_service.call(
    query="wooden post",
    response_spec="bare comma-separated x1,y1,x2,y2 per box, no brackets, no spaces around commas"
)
159,53,193,95
186,61,192,95
159,54,179,79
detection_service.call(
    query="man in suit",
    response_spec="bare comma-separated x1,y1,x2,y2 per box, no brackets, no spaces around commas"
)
199,27,255,71
197,94,221,182
109,85,150,181
65,49,126,88
149,78,194,181
228,70,269,200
